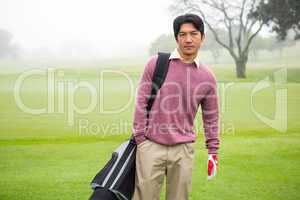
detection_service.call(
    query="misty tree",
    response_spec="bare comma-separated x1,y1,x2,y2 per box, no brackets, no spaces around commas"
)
250,0,300,40
267,36,296,58
149,34,176,56
169,0,267,78
202,28,227,63
249,35,272,60
202,34,222,63
0,29,18,58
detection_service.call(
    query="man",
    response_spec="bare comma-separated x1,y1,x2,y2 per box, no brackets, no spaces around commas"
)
132,13,220,200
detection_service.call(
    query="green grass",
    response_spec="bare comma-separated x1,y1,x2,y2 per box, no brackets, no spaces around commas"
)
0,132,299,200
0,49,300,199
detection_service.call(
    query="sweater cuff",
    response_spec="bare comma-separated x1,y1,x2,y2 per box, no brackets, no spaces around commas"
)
208,147,218,155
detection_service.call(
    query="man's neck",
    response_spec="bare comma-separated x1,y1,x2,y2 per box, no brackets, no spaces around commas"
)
177,48,198,63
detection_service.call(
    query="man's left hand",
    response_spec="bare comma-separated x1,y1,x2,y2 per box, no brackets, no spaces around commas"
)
207,154,218,180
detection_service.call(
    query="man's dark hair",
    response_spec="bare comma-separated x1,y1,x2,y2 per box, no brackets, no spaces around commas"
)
173,13,205,40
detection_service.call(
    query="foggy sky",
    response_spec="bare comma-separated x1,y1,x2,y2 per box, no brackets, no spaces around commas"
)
0,0,173,58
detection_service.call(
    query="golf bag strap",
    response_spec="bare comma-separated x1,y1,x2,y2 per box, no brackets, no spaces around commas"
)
130,52,170,142
146,52,171,119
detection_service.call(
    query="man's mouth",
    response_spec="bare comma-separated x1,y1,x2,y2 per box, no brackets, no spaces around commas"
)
184,46,194,49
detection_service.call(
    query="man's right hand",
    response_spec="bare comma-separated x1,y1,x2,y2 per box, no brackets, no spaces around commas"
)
134,135,147,145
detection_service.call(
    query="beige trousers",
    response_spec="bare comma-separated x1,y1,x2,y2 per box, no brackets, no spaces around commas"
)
132,139,195,200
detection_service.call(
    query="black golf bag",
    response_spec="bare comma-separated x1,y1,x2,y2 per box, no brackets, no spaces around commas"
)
89,139,137,200
88,52,171,200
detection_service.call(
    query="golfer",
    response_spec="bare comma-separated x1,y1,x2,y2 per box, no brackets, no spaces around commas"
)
132,13,220,200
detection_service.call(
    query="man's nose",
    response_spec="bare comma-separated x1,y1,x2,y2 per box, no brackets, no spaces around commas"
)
185,34,192,42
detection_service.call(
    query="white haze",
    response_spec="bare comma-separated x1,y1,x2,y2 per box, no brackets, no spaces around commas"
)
0,0,173,59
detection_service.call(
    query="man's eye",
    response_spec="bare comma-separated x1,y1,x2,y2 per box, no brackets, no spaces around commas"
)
179,33,186,37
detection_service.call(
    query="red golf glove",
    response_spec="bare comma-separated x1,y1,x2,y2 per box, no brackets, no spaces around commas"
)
207,154,218,180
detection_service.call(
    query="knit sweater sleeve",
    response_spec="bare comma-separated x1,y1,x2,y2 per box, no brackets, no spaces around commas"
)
200,72,220,154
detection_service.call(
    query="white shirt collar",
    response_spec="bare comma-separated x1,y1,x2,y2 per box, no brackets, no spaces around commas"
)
169,48,201,68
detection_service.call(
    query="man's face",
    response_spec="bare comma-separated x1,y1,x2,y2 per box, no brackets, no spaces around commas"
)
176,23,204,56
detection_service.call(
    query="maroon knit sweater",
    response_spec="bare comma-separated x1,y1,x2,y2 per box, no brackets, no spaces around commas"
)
132,55,220,154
